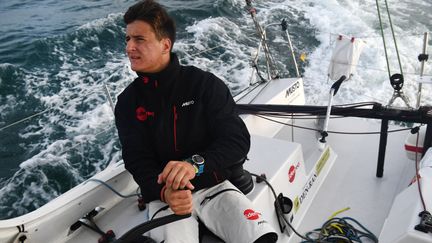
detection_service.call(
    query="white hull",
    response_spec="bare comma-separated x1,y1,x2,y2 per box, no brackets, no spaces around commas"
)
1,77,431,243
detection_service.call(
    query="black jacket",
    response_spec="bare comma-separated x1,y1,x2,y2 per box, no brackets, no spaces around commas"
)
115,54,250,203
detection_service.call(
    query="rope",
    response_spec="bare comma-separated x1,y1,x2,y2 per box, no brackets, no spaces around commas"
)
85,178,140,198
329,207,351,219
384,0,404,77
301,217,378,243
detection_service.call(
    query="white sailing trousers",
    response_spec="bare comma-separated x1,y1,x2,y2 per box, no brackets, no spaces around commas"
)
148,180,277,243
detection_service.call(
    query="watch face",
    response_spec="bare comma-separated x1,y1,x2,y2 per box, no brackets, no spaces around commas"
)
192,154,205,164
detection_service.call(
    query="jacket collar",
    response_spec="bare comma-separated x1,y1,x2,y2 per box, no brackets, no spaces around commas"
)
136,53,181,90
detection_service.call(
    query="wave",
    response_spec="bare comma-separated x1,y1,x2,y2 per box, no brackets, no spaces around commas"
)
295,0,432,105
0,12,128,219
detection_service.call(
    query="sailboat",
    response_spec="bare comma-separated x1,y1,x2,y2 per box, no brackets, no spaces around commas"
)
0,0,431,242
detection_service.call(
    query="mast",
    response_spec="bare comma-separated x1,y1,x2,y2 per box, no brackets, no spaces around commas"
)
245,0,279,80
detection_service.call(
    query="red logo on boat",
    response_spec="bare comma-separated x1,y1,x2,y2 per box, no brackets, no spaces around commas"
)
244,209,261,220
288,162,301,183
136,107,154,121
288,165,296,183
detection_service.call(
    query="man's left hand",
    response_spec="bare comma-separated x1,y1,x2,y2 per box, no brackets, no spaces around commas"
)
158,161,195,190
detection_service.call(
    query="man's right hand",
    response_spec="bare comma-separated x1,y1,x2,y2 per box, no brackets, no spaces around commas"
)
164,187,193,215
157,160,195,190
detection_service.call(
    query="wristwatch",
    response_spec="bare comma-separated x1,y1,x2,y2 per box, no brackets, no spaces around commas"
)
185,154,205,176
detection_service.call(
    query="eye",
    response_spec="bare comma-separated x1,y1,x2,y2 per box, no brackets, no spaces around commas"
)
125,36,130,43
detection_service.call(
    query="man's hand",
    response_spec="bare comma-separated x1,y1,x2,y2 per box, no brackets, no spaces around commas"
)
158,160,195,190
164,187,193,215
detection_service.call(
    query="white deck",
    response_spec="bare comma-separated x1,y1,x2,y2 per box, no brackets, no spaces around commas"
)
237,77,426,240
275,116,419,241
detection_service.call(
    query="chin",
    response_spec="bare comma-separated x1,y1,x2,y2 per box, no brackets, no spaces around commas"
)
130,65,145,72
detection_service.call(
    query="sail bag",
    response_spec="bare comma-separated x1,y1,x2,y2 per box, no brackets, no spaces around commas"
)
328,35,365,81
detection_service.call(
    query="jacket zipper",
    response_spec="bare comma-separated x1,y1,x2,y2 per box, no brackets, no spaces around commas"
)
173,105,179,151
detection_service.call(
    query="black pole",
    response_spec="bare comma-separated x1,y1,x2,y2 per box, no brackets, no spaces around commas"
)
377,119,389,178
236,104,432,177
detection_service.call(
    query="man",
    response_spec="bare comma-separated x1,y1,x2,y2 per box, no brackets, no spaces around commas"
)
115,0,277,242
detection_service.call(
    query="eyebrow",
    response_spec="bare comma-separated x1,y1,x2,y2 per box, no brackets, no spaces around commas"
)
127,34,146,38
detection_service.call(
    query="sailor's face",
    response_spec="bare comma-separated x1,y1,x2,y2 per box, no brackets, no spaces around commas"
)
125,20,170,73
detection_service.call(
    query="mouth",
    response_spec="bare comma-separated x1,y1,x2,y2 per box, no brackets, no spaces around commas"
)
129,55,141,60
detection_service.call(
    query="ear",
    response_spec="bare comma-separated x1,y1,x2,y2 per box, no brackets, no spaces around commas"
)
161,38,172,54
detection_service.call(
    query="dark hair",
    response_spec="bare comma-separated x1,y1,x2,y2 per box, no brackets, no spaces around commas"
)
124,0,176,49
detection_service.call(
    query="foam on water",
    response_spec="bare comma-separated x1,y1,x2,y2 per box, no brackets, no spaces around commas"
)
0,13,129,219
176,16,255,94
294,0,432,105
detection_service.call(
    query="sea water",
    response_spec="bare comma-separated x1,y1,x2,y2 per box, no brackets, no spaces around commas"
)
0,0,431,219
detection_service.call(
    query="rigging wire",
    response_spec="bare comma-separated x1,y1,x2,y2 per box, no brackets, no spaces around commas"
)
383,0,404,78
375,0,403,80
326,31,428,40
0,63,130,133
0,43,241,133
178,43,227,61
300,55,432,77
56,125,116,156
1,31,430,133
297,30,431,79
0,109,50,132
0,91,109,132
234,80,265,103
254,114,413,135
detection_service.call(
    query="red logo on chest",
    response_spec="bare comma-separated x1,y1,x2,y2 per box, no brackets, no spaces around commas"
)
136,107,154,121
244,209,261,220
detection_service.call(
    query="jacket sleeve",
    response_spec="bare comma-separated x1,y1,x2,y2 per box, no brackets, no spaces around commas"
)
114,96,163,203
201,73,251,172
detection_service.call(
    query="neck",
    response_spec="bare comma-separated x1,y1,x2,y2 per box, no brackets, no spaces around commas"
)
152,53,171,73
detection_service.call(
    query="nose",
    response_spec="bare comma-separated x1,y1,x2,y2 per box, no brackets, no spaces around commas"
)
126,40,136,53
